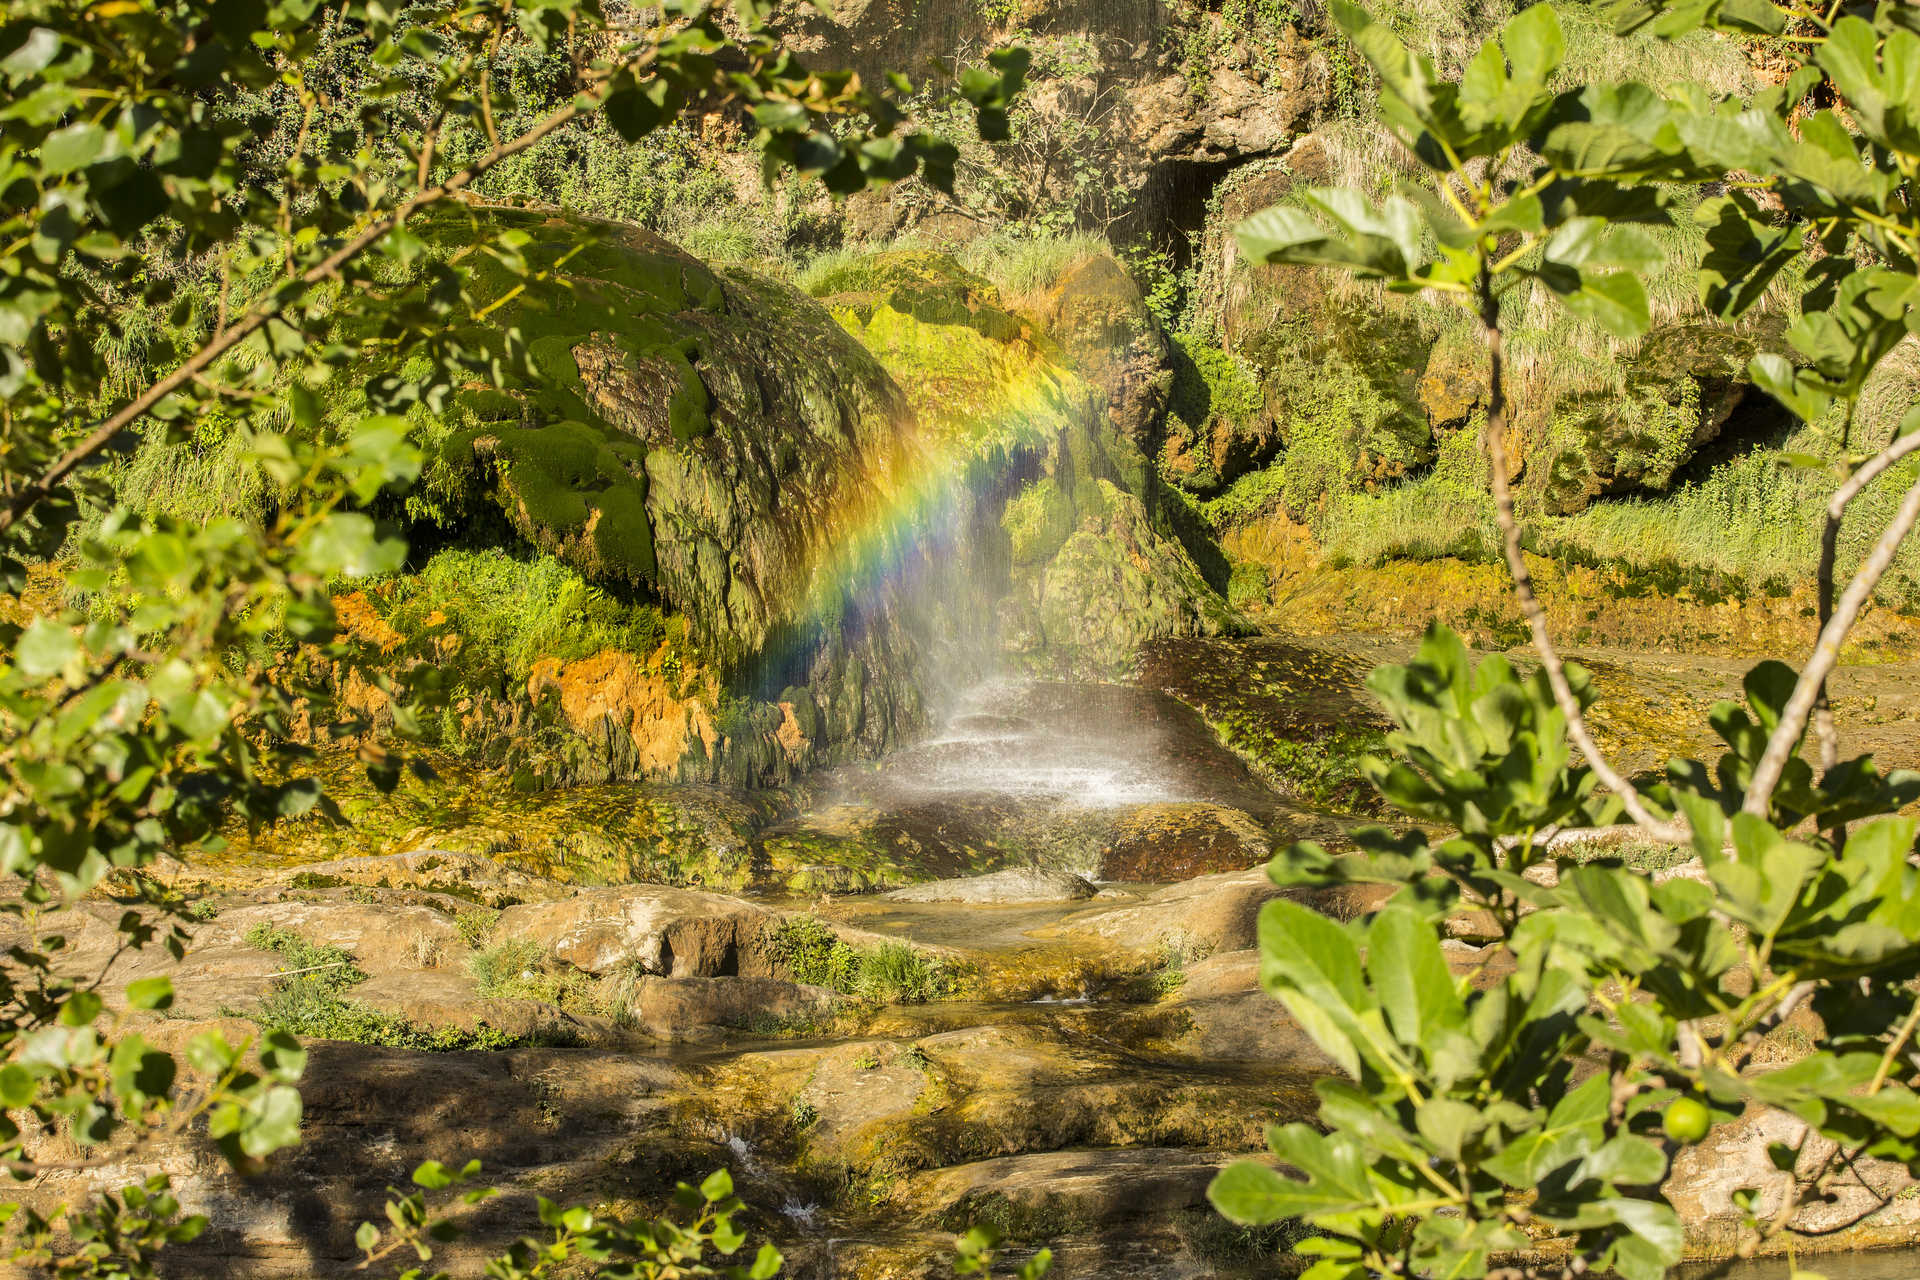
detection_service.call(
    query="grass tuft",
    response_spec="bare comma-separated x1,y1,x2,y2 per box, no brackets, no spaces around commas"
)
761,916,958,1004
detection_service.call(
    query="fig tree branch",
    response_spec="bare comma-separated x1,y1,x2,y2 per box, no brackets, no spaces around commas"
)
1476,270,1689,845
1744,471,1920,817
1810,427,1920,768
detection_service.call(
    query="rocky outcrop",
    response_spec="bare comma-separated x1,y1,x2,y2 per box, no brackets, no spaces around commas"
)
1542,322,1784,514
1097,802,1272,881
497,885,778,977
631,975,834,1040
1189,144,1793,530
777,0,1330,235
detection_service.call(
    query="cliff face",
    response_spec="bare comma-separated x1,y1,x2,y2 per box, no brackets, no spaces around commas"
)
350,208,1230,788
775,0,1329,236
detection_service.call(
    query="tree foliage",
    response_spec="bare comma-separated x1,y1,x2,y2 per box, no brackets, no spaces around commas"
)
0,0,1023,1273
1211,2,1920,1277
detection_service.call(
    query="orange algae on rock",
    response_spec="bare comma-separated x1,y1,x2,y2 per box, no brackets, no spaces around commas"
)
527,647,720,774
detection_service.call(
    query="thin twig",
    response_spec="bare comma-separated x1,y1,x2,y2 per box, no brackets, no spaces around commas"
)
1476,271,1689,844
1745,472,1920,817
0,43,660,539
1811,428,1920,769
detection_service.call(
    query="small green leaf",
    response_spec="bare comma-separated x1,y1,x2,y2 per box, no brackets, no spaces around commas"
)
126,976,173,1011
40,122,104,175
58,990,103,1027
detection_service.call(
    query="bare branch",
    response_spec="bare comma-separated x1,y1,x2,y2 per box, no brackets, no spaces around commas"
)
1811,429,1920,768
1476,278,1690,844
1745,471,1920,817
0,43,661,540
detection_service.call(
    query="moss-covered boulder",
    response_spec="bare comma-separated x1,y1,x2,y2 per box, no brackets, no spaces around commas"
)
1541,323,1771,514
999,479,1235,680
432,207,913,666
1161,331,1277,498
359,221,1232,787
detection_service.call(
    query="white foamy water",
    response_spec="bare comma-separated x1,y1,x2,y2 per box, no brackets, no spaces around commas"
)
872,679,1190,809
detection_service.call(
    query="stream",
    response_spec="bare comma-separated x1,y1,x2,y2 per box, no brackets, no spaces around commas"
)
137,641,1920,1276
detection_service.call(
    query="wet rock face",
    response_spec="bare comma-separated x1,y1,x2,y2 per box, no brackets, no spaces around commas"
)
826,250,1235,682
1035,254,1173,453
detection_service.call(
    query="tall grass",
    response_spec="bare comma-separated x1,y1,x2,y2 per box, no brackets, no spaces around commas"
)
1315,447,1920,610
792,228,1110,304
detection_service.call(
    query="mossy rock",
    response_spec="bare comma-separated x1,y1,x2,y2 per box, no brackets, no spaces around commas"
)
1162,333,1275,498
416,206,916,678
811,250,1023,342
1541,322,1766,515
1231,278,1436,517
1013,480,1240,680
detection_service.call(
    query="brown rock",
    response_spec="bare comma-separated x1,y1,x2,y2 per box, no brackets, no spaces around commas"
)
885,868,1097,904
497,886,777,976
631,975,834,1039
904,1147,1233,1227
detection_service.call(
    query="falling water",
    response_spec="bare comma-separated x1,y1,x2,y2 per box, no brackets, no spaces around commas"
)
871,678,1193,810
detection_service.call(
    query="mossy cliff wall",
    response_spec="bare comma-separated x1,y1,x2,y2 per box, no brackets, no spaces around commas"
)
366,210,1230,785
809,248,1236,681
1178,144,1797,534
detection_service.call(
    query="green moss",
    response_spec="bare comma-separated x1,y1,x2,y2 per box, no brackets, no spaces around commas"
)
1002,479,1077,566
1226,561,1271,610
395,207,744,588
363,546,669,686
1169,330,1261,433
761,916,960,1004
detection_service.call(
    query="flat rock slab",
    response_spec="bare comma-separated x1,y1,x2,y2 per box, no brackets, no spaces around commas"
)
904,1147,1235,1226
1052,866,1286,956
633,975,833,1040
885,868,1097,904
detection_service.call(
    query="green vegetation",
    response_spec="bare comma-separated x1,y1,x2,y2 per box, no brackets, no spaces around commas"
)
455,906,503,951
762,916,959,1004
370,548,674,683
1210,7,1920,1279
239,924,531,1052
